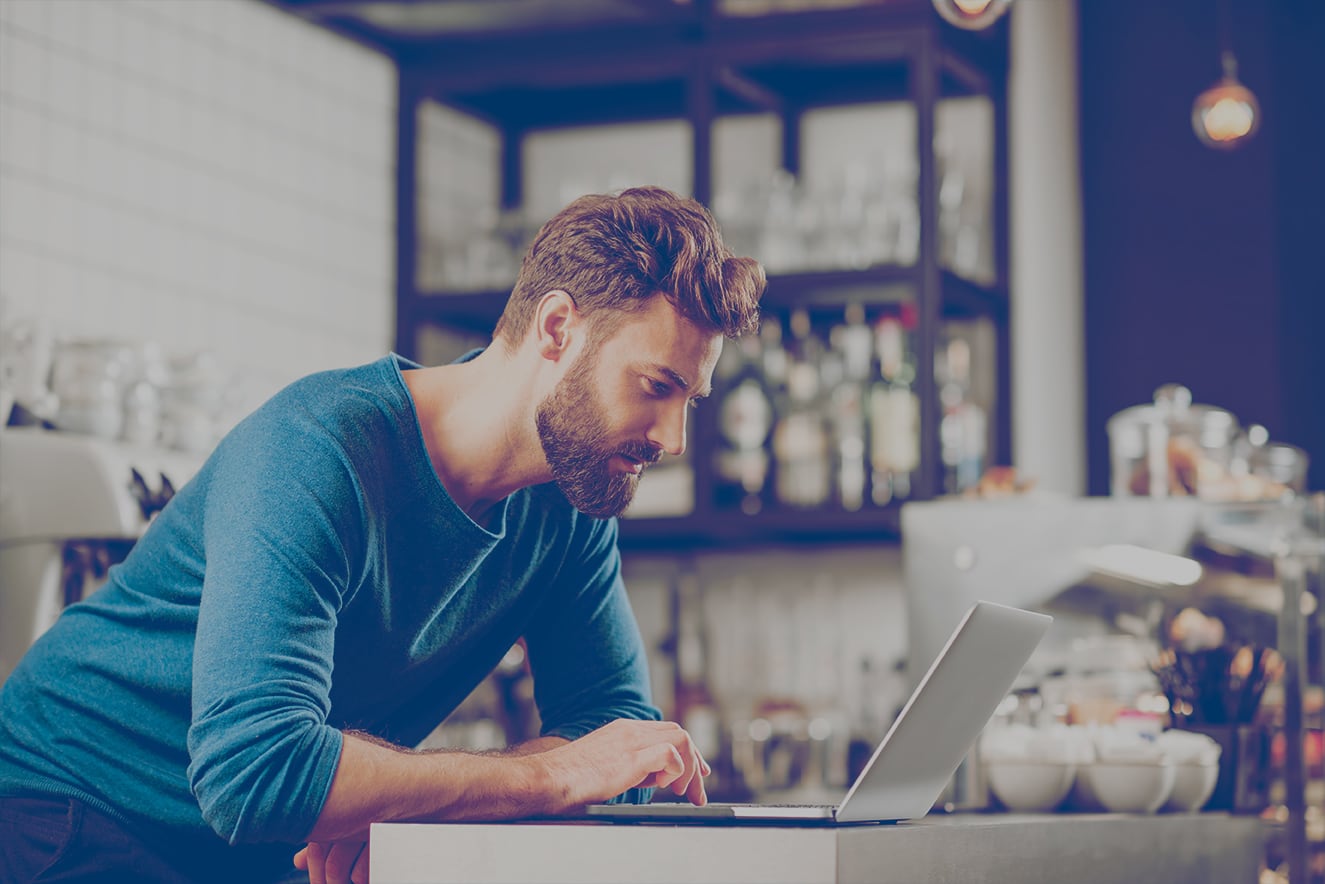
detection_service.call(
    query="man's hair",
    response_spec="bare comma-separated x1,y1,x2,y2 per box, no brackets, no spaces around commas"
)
492,186,764,349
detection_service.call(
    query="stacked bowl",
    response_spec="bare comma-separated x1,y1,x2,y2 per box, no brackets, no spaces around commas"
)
981,725,1082,813
983,724,1222,814
1157,729,1222,812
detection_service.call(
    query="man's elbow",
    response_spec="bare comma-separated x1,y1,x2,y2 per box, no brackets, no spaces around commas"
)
187,709,342,845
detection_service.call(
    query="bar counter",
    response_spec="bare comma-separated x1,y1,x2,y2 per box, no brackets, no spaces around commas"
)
370,811,1263,883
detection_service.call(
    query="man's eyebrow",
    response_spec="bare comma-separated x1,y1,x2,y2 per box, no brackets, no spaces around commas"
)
653,365,710,399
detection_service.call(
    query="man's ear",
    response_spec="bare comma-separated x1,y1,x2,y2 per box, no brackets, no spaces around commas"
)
534,290,579,362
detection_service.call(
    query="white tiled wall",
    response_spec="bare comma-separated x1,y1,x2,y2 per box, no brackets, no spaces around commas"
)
0,0,397,417
415,100,500,293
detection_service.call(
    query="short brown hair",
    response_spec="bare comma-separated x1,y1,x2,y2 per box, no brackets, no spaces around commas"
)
493,186,764,349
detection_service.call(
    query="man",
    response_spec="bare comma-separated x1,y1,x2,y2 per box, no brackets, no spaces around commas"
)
0,187,765,883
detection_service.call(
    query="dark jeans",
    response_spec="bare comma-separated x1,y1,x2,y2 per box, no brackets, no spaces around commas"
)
0,796,303,884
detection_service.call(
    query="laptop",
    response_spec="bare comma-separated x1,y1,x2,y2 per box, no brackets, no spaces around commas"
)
584,600,1051,824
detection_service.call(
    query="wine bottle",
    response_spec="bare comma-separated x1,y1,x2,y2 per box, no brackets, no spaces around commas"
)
869,315,919,504
715,333,774,514
772,310,830,508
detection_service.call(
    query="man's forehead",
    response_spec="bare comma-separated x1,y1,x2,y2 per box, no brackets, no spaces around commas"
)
604,304,720,346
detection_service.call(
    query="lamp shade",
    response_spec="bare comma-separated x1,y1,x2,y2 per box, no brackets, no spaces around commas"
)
1192,75,1260,149
932,0,1012,31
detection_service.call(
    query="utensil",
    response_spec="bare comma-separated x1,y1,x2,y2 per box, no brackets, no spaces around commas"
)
1152,644,1277,726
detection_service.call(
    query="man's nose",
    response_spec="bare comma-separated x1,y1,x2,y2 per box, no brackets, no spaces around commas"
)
647,401,688,457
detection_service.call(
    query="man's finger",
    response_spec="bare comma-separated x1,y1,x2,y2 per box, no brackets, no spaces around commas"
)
305,841,330,884
686,764,709,806
324,841,365,884
351,843,371,884
641,743,684,788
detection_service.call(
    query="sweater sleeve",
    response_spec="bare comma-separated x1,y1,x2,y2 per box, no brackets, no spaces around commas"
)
522,515,661,743
185,418,363,845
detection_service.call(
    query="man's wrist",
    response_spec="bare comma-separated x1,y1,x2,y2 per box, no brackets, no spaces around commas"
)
515,747,571,815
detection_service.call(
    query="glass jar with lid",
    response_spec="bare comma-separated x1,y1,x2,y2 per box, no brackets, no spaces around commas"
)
50,339,137,440
1106,384,1240,498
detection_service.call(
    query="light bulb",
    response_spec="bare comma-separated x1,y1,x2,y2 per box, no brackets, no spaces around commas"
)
932,0,1012,31
1192,52,1261,150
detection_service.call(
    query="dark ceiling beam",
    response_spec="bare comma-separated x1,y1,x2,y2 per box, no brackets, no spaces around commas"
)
410,54,695,97
264,0,978,88
268,0,699,41
400,25,699,93
618,0,687,11
618,0,703,22
402,11,939,95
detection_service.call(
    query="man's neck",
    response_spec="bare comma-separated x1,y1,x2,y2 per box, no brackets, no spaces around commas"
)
401,348,550,520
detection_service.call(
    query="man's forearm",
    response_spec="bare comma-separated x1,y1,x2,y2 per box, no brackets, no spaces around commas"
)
501,736,569,757
305,731,567,842
304,719,709,843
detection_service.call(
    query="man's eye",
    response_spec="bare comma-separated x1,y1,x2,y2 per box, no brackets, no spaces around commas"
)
649,380,671,397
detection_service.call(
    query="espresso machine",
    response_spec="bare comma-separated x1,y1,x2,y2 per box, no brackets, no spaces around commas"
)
0,427,201,685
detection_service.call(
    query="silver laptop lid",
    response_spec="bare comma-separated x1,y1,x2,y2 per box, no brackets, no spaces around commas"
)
834,601,1051,823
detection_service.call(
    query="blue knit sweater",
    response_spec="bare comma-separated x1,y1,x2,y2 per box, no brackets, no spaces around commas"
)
0,354,657,862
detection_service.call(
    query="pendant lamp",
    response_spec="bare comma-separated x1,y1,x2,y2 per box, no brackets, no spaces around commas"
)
1192,0,1260,149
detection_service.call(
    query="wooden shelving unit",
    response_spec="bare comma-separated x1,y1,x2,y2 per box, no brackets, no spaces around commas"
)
268,0,1010,550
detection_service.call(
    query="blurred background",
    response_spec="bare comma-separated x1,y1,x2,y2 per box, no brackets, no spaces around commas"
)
1,0,1322,879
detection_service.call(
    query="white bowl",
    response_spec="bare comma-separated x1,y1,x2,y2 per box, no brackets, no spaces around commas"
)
1068,769,1107,812
986,760,1077,812
1085,760,1176,814
1157,729,1222,766
1163,761,1219,812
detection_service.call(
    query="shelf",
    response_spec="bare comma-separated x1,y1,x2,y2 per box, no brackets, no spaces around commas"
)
618,503,902,551
761,267,1005,318
408,266,1005,337
941,269,1007,318
762,266,918,308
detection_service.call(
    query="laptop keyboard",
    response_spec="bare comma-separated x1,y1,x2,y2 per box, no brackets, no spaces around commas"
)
759,803,837,809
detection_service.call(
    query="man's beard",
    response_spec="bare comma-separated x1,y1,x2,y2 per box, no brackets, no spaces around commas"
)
536,351,661,518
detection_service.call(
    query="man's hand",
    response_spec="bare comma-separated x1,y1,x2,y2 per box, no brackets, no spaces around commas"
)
540,719,711,810
292,719,704,882
298,717,708,874
293,839,368,884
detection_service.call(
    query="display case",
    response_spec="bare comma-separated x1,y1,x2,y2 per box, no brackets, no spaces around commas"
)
289,1,1011,548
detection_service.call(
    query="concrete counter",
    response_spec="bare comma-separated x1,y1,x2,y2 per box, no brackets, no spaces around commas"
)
371,812,1263,884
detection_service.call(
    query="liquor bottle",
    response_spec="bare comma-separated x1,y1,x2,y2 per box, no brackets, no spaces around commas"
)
771,309,830,507
938,336,987,493
829,304,873,511
835,303,874,383
715,332,774,514
868,315,919,505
